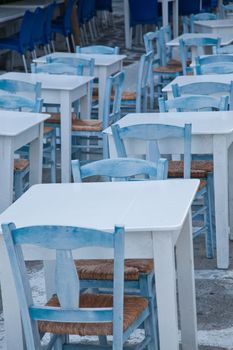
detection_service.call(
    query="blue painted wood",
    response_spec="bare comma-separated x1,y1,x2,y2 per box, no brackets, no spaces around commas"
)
196,56,233,74
215,44,233,54
31,62,83,75
0,79,41,98
159,94,229,112
76,45,119,54
72,157,168,182
220,3,233,18
172,81,233,110
179,37,220,74
47,56,95,77
190,12,217,32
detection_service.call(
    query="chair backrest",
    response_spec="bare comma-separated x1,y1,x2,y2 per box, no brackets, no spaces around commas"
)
72,157,168,182
47,56,95,76
220,3,233,18
63,0,76,33
172,81,233,110
190,12,217,32
44,2,57,44
179,0,200,15
19,10,35,53
179,37,221,74
95,0,113,12
111,123,192,179
182,16,191,33
129,0,158,27
196,58,233,74
31,62,82,75
135,51,153,113
143,30,160,64
215,44,233,54
30,7,47,48
76,45,119,54
79,0,96,23
158,25,173,65
2,222,125,350
0,79,42,112
159,94,229,112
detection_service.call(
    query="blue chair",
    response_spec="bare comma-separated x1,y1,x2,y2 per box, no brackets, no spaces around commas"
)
51,0,76,52
72,70,124,160
78,0,97,42
76,44,119,54
0,10,34,72
220,3,233,18
95,0,113,28
112,122,214,258
179,37,221,74
195,54,233,74
172,81,233,110
202,0,218,11
2,222,156,349
0,80,43,199
179,0,200,15
183,12,217,33
215,44,233,54
121,51,153,113
30,7,48,58
44,2,57,53
159,25,182,67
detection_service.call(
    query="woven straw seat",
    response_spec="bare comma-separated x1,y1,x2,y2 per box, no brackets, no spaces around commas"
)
167,59,182,67
38,293,148,336
75,259,154,281
14,159,29,171
121,91,136,101
45,112,77,124
168,160,213,179
72,119,102,132
153,65,183,74
43,126,54,134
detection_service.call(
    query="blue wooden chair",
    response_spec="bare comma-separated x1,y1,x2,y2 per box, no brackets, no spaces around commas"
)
179,37,221,75
159,25,182,67
2,222,156,349
121,51,153,113
30,7,48,58
51,0,76,52
172,81,233,110
72,71,124,160
220,3,233,18
44,2,57,53
144,30,183,100
183,12,217,33
111,122,214,258
0,10,35,72
76,45,119,54
179,0,200,15
195,54,233,74
215,44,233,54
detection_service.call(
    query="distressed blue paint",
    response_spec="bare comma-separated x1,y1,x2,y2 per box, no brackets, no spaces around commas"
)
76,45,119,55
196,59,233,75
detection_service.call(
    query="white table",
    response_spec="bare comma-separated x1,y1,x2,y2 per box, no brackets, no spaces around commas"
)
1,72,93,183
0,8,25,26
33,52,126,121
0,0,64,9
162,73,233,99
194,19,233,42
0,110,49,213
105,111,233,269
0,180,198,350
123,0,179,49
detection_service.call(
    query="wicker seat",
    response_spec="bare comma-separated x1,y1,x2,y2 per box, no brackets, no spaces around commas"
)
76,258,153,281
121,91,137,101
14,159,29,171
72,119,102,132
43,126,54,134
167,58,182,67
39,293,148,336
168,160,213,179
45,112,77,124
153,65,183,74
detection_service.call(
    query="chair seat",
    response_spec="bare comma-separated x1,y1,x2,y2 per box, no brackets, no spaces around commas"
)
75,259,153,280
167,59,182,67
72,119,102,132
14,159,29,172
38,293,148,336
44,126,54,134
45,112,77,124
121,91,136,101
168,160,213,179
153,65,183,74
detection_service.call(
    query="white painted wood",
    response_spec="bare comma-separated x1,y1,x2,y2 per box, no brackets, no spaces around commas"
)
0,72,93,183
0,111,48,213
33,52,126,120
163,73,233,99
194,20,233,42
0,179,199,350
0,8,25,24
167,33,233,47
105,111,233,268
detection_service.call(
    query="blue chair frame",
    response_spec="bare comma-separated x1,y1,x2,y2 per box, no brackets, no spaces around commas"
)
76,45,119,54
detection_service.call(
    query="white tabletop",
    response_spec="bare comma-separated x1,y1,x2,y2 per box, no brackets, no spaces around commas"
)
104,111,233,136
163,73,233,93
0,110,49,136
0,0,63,9
166,33,233,46
33,52,127,67
194,19,233,28
0,8,25,23
0,181,199,233
0,72,93,91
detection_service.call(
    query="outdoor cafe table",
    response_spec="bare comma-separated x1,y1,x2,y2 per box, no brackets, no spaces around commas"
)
0,72,93,183
0,7,25,27
105,111,233,269
0,180,199,350
33,52,126,121
123,0,179,49
0,110,49,213
194,19,233,42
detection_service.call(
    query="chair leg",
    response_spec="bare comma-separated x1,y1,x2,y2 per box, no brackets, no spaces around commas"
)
99,336,108,345
65,36,71,52
51,40,55,52
22,54,28,73
50,130,57,183
204,184,214,259
14,171,24,200
71,34,76,52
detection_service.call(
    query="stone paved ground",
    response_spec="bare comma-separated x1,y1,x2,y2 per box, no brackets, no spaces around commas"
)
0,2,233,349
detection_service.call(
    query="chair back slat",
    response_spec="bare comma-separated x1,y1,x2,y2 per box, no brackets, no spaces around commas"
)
31,61,82,75
76,45,119,54
48,56,95,76
196,60,233,75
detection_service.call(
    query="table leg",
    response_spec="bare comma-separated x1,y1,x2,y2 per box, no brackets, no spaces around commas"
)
0,236,25,350
176,210,198,350
60,91,72,183
228,141,233,239
98,68,108,121
80,82,91,120
173,0,179,38
213,135,229,269
152,231,179,350
0,137,14,213
29,124,43,186
124,0,131,49
162,0,169,28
